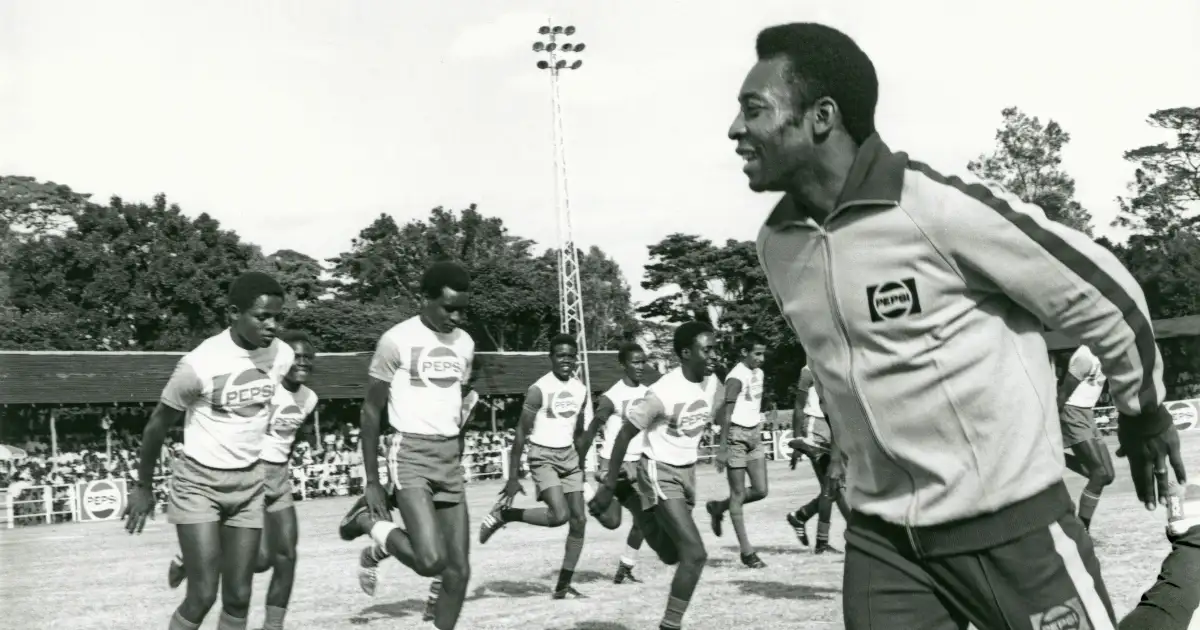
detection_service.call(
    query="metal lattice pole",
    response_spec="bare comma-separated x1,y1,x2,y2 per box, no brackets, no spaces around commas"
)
533,21,591,399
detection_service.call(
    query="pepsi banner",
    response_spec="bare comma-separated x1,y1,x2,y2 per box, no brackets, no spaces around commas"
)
77,478,127,522
1095,398,1200,433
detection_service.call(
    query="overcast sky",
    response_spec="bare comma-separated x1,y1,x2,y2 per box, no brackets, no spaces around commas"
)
3,0,1198,304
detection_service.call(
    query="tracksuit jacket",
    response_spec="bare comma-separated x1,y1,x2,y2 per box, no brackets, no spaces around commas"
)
756,134,1169,555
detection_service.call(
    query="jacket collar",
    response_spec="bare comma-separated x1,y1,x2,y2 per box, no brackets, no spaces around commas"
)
765,133,906,228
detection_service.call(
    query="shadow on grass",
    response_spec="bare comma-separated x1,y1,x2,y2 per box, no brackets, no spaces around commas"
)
472,579,552,599
555,622,634,630
730,580,840,600
348,598,425,624
539,569,611,584
725,544,812,556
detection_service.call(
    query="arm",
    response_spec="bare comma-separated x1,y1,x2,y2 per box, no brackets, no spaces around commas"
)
579,394,615,456
140,361,200,486
1058,373,1082,411
931,178,1165,427
363,332,405,488
573,391,590,443
1118,528,1200,630
719,379,742,444
507,386,541,484
794,367,814,438
604,393,665,490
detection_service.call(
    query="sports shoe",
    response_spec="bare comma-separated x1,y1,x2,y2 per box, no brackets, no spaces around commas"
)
552,585,585,599
741,552,767,568
786,512,809,547
479,506,507,544
339,494,370,541
814,542,842,555
422,578,441,621
167,557,186,589
705,500,725,537
613,562,641,584
357,546,380,597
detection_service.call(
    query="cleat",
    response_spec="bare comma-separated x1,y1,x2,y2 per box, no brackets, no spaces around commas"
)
786,512,810,547
357,546,380,596
814,542,842,555
705,500,725,537
552,585,585,600
478,507,507,545
613,563,642,584
339,494,370,541
423,578,442,621
741,552,767,569
167,557,186,589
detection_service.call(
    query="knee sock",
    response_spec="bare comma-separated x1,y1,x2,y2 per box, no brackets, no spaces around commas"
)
1078,490,1102,529
500,507,555,526
556,533,586,590
172,551,184,565
367,542,390,563
426,578,442,607
216,610,248,630
262,606,286,630
816,520,831,546
621,542,639,567
660,595,690,630
168,609,200,630
796,497,819,522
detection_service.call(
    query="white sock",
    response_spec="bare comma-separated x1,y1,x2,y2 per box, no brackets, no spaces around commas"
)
173,552,184,564
370,521,400,548
621,545,638,567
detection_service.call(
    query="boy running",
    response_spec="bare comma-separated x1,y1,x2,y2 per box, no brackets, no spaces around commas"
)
577,342,651,584
478,333,591,599
124,271,294,630
785,363,848,554
590,321,722,630
1058,344,1116,532
337,261,475,630
707,334,770,568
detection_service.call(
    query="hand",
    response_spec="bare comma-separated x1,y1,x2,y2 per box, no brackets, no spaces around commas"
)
499,478,526,507
714,443,730,474
588,482,615,517
574,438,589,463
122,484,155,534
825,456,846,499
1117,405,1187,510
363,482,392,521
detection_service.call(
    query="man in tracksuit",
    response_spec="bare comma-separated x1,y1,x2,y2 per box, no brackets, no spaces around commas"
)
731,22,1187,630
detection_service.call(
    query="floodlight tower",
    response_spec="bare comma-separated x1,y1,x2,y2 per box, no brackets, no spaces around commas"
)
532,21,592,395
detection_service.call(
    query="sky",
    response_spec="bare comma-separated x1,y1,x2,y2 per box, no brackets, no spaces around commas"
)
3,0,1198,305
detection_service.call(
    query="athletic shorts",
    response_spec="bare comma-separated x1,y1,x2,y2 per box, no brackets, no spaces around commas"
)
387,432,465,505
1059,405,1100,449
527,443,583,496
595,456,640,503
168,455,265,528
262,461,295,514
637,457,696,510
807,415,832,446
844,484,1115,629
727,424,766,468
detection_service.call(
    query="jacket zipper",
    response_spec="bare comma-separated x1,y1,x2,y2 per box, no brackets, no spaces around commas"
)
819,227,924,556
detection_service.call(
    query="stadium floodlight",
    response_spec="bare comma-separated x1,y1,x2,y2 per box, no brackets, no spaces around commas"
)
539,26,550,34
564,26,576,35
570,60,582,69
572,43,585,53
552,26,563,34
562,43,573,52
556,59,566,69
545,42,557,52
533,42,544,52
533,21,585,75
537,60,549,69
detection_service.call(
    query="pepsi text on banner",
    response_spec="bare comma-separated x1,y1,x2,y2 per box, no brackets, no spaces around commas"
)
78,478,127,522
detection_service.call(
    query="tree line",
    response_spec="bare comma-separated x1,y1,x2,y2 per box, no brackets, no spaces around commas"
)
2,106,1197,405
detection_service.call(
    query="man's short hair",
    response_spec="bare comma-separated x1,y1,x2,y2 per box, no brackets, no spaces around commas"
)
420,261,471,300
278,329,312,346
738,333,766,353
756,22,878,144
617,342,644,364
550,333,578,353
673,321,714,357
228,272,284,311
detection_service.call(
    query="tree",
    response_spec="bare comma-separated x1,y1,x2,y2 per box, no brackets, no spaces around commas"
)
1115,107,1200,236
283,299,411,353
537,245,640,352
1,176,95,306
0,309,95,350
638,233,804,406
8,193,265,350
328,205,559,351
263,249,327,306
969,107,1093,234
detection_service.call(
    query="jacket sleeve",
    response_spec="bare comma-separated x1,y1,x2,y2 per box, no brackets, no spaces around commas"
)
921,172,1165,420
1118,528,1200,629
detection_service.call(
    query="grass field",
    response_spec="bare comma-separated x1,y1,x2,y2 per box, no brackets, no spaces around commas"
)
2,434,1197,630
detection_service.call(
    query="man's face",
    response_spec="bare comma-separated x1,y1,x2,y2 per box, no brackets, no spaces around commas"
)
682,333,718,377
550,343,579,379
728,56,814,192
743,344,767,369
231,294,284,348
623,351,647,383
426,287,470,333
286,340,315,385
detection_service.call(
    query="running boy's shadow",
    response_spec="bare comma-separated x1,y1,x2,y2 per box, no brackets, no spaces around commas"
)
730,580,840,601
724,544,811,556
539,569,610,584
349,598,425,623
551,622,634,630
471,579,552,599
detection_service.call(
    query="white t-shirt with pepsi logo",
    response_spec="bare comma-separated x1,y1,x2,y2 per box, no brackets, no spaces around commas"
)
599,379,649,461
369,316,475,437
726,362,764,428
528,372,588,449
160,330,295,469
259,384,318,464
628,368,722,467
